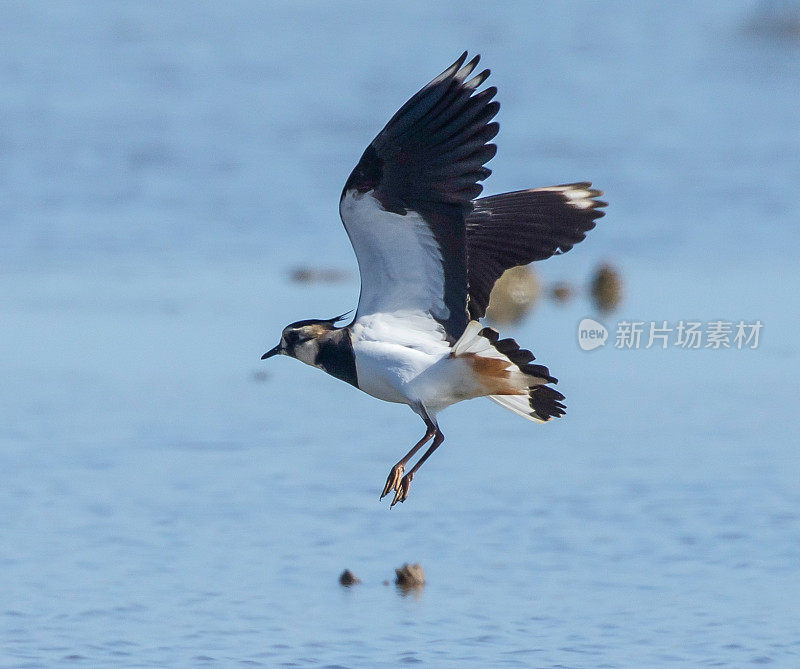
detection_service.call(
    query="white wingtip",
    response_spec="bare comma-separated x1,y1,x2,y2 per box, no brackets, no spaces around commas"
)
530,183,605,211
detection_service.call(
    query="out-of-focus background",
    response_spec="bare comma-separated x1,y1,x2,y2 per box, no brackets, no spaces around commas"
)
1,1,798,666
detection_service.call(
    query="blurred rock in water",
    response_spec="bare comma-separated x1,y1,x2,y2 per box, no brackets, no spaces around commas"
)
485,265,540,325
394,563,425,590
251,370,270,383
550,281,575,304
289,267,351,284
338,569,361,586
745,0,800,38
591,263,623,313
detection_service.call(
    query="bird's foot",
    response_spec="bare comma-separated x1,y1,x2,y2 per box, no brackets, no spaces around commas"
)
381,463,404,500
390,472,414,507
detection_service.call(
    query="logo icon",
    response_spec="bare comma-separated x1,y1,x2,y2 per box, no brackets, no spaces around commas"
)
578,318,608,351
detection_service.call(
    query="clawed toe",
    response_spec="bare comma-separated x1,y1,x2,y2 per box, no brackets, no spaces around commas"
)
381,464,404,499
390,473,413,507
380,420,442,508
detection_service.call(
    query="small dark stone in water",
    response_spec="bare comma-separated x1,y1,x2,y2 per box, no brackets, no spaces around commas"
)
394,562,425,589
590,263,623,313
251,370,270,382
550,281,575,303
339,569,361,586
290,267,350,284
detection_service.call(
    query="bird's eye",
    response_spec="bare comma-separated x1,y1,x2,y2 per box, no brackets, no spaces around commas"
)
287,330,312,346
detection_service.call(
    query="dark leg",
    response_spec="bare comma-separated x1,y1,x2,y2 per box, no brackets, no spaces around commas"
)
380,416,436,500
390,429,445,507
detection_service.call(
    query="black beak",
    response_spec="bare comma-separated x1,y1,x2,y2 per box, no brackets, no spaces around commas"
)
261,344,282,360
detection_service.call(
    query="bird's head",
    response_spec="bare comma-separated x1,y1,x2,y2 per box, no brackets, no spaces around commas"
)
261,313,351,367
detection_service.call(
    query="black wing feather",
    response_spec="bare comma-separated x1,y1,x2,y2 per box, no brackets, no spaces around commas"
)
465,184,606,319
341,52,499,340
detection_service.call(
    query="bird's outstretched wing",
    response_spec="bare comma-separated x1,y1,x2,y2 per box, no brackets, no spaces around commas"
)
465,184,607,319
339,52,499,341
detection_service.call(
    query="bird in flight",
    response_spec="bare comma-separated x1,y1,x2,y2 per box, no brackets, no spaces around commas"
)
262,53,606,506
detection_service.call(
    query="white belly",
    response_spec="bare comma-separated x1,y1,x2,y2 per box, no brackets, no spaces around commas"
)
352,335,489,415
353,338,442,405
350,312,492,414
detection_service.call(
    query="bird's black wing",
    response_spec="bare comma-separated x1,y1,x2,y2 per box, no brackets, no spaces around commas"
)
466,184,607,319
339,52,499,341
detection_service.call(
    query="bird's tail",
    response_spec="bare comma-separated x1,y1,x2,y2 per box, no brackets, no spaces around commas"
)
488,386,566,423
452,321,566,423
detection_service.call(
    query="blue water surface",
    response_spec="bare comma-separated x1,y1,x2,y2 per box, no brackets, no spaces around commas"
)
1,1,799,666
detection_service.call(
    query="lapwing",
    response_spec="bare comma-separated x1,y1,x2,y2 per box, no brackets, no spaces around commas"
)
262,53,606,506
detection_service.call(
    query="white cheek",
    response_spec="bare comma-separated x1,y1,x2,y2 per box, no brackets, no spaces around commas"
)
294,341,319,366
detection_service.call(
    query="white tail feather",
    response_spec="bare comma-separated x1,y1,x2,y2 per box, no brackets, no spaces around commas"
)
488,395,544,423
452,320,487,355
